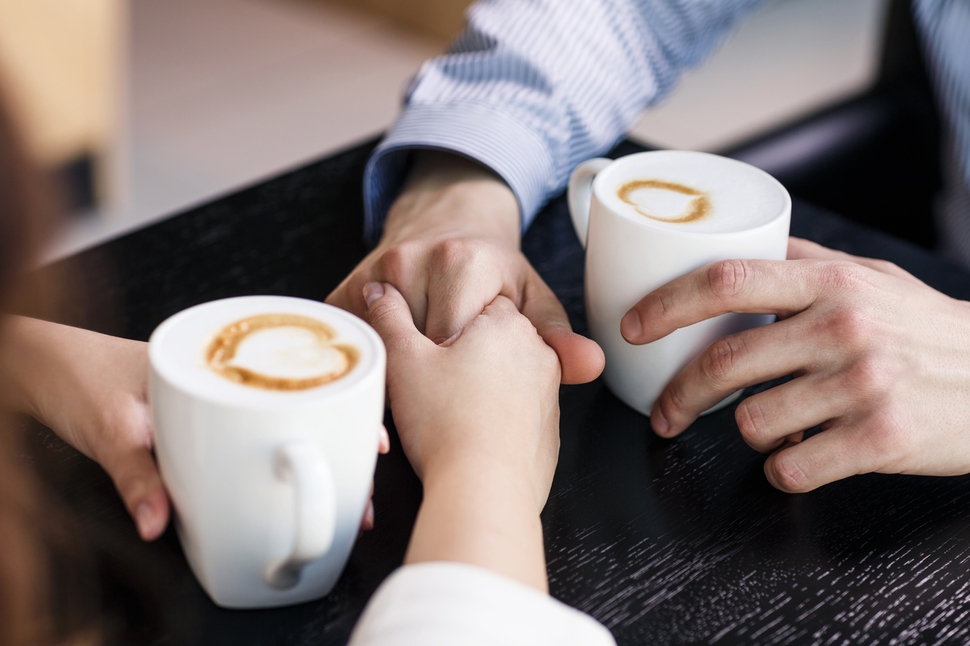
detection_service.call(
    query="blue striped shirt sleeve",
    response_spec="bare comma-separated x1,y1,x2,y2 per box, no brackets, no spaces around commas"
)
362,0,765,244
913,0,970,266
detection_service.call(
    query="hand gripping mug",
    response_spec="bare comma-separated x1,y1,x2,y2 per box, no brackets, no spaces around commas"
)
568,151,791,416
149,296,385,608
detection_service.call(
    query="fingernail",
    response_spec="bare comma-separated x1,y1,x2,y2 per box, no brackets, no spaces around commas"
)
651,405,669,435
363,499,375,529
136,502,154,534
621,310,642,341
363,282,384,308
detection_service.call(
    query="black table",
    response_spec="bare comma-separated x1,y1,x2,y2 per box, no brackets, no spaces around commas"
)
23,139,970,645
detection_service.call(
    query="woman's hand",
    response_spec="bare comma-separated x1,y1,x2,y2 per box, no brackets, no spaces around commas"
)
0,317,391,539
364,282,561,590
0,317,168,540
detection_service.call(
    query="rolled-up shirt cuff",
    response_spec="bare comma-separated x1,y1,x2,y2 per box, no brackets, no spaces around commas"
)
362,102,555,245
348,562,615,646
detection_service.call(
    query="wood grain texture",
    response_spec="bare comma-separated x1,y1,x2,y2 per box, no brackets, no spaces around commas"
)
20,138,970,645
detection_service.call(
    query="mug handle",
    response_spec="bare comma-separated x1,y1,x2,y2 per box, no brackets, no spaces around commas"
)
265,441,336,590
567,158,612,248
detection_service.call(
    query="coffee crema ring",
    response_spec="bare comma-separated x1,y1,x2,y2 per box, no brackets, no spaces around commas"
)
206,313,358,391
617,179,711,224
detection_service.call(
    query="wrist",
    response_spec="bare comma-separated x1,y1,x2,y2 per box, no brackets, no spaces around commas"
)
407,454,548,592
380,151,521,248
0,316,50,415
422,453,540,514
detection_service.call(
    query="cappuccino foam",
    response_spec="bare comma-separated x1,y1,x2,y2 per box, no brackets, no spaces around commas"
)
149,296,381,408
207,314,357,391
601,151,786,234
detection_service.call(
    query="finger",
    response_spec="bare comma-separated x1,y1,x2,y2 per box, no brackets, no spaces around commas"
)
520,275,605,384
621,258,824,345
651,316,817,435
733,375,849,452
378,425,390,454
424,244,505,345
764,421,882,493
787,238,922,284
326,260,376,319
364,283,433,359
329,247,431,332
104,446,170,541
359,498,375,533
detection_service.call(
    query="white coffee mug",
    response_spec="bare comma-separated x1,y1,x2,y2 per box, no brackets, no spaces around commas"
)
568,150,791,416
149,296,385,608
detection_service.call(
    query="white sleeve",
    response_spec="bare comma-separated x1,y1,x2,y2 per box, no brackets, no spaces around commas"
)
348,562,616,646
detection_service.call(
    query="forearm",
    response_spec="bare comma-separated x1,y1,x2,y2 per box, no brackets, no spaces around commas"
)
0,316,56,417
405,456,548,593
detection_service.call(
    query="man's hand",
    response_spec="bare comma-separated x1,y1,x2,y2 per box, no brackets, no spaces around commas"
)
620,237,970,492
327,151,603,384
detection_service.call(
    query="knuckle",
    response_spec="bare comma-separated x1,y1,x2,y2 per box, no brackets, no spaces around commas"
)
660,381,689,421
735,398,771,449
431,237,486,271
824,306,873,350
110,459,151,500
366,298,400,329
845,355,893,402
378,244,415,285
701,335,745,387
770,455,808,492
653,287,676,320
707,259,748,300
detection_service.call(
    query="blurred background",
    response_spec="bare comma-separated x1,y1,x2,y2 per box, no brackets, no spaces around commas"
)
0,0,890,262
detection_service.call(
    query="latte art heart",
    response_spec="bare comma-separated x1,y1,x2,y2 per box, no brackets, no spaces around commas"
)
617,179,710,224
206,314,358,390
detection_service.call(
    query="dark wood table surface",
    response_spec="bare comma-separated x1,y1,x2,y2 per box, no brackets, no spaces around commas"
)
22,139,970,645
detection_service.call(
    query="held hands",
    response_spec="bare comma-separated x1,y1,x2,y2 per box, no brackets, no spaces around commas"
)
327,150,603,385
621,237,970,493
363,282,561,590
363,281,561,507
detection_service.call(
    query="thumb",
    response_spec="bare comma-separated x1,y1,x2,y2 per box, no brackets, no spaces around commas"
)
520,277,604,385
363,282,429,359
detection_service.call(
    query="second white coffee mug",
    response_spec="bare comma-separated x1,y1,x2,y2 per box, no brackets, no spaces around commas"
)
568,150,791,417
149,296,385,608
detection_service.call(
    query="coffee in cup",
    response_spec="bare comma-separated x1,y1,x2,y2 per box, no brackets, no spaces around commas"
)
568,151,791,416
616,179,710,224
206,313,358,390
149,296,385,608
